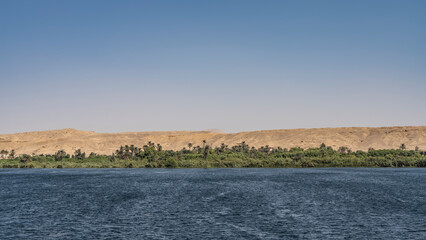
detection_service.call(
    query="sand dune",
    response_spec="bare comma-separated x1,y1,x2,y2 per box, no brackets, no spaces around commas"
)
0,126,425,155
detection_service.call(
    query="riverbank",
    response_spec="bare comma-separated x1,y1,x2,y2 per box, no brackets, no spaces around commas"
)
2,143,425,168
2,155,425,168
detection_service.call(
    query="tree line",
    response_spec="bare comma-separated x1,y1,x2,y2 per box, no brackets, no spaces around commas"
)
1,141,425,168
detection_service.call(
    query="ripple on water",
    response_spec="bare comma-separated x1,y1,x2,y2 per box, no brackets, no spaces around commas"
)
0,168,425,239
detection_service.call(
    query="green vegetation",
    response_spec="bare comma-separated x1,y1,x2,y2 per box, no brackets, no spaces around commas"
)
1,142,425,168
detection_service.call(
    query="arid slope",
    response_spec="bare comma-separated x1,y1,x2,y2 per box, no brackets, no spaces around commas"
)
0,127,425,155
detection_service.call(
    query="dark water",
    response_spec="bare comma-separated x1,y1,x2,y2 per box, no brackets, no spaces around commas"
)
0,168,425,239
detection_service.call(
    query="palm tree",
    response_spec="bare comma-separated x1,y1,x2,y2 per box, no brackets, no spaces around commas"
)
249,146,257,157
338,146,348,153
74,149,85,160
55,150,66,161
203,145,209,160
0,150,8,159
220,143,227,151
241,141,249,153
195,146,202,154
202,140,206,149
9,149,15,159
188,143,193,151
116,146,125,159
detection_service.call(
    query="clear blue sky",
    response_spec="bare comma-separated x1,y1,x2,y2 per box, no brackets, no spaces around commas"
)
1,0,425,134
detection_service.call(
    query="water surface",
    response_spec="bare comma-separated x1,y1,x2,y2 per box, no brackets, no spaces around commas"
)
0,168,425,239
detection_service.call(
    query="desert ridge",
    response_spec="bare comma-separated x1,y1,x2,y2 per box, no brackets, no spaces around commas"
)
0,126,425,155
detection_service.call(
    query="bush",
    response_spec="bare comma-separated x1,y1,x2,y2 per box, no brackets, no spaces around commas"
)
165,158,178,168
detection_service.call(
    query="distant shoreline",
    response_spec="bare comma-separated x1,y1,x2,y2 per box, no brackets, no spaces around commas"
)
2,142,425,168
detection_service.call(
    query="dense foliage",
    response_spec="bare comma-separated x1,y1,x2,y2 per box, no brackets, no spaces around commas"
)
1,142,425,168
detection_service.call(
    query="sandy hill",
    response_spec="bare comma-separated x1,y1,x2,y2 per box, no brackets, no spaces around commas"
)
0,127,425,155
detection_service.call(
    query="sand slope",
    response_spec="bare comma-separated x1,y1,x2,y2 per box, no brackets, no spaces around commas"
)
0,127,425,155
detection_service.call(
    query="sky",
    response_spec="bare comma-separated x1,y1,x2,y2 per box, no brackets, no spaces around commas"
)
1,0,425,134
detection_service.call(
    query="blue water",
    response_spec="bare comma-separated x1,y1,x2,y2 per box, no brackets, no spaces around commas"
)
0,168,425,239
